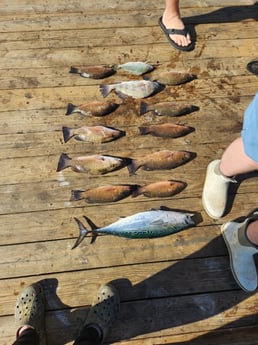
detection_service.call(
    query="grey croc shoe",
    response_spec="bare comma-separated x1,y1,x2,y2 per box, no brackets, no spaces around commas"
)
15,283,46,345
221,215,258,292
81,284,120,344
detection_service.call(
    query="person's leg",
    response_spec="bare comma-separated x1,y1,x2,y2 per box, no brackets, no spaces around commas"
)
202,93,258,218
74,284,120,345
161,0,191,48
221,214,258,292
13,283,45,345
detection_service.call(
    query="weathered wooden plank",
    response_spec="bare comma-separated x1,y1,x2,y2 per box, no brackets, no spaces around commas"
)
0,37,257,69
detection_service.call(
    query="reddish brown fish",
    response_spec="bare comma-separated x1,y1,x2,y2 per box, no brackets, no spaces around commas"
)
154,71,196,85
69,65,116,79
70,184,138,203
66,101,119,117
140,101,199,117
132,180,186,198
139,123,194,138
57,153,127,175
128,150,193,175
62,125,125,143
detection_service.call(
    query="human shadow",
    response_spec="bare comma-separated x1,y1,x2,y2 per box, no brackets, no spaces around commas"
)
41,206,258,344
184,2,258,25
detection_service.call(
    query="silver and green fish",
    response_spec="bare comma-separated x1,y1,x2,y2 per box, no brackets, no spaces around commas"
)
72,209,195,248
113,61,155,75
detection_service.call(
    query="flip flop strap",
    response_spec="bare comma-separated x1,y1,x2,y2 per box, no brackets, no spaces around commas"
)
165,28,188,36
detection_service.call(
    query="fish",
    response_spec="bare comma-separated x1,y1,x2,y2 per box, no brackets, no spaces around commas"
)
69,65,116,79
72,209,195,247
70,184,138,203
100,80,163,99
56,153,128,175
154,71,196,85
140,101,199,117
62,125,125,144
128,150,193,175
132,180,186,198
138,123,194,138
113,61,154,75
65,101,119,117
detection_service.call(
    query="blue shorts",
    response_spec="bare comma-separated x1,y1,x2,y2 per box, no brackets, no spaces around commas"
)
241,92,258,163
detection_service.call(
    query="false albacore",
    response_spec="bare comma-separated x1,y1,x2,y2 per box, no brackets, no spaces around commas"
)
72,209,195,248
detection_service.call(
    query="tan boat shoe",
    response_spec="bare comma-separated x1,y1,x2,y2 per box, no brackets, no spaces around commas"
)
202,159,236,218
15,283,46,345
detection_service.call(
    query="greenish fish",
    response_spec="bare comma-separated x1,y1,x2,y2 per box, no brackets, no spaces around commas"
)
72,209,195,248
113,61,154,75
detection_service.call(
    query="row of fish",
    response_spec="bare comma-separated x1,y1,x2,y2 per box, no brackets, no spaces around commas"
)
70,180,186,204
62,122,194,143
70,61,197,83
72,208,195,248
65,100,198,118
57,150,194,175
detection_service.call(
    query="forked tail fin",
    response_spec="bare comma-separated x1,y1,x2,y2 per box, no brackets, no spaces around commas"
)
56,153,71,172
66,103,76,115
62,126,73,143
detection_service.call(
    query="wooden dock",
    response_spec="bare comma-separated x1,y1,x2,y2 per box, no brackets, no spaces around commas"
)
1,1,258,344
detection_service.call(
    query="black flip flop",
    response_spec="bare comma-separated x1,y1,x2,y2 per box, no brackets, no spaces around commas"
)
247,60,258,76
159,17,194,52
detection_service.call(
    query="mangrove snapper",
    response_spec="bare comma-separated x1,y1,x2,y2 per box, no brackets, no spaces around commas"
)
128,150,193,175
66,101,119,117
140,101,199,117
72,209,195,247
132,180,186,198
69,65,115,79
154,71,196,85
70,184,138,203
139,123,194,138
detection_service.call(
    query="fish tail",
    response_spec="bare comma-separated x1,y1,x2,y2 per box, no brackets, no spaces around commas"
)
69,66,79,74
131,185,141,198
70,190,85,201
56,153,71,172
66,103,76,115
127,159,139,176
138,126,149,135
100,84,113,97
72,217,90,249
139,101,148,115
62,126,73,143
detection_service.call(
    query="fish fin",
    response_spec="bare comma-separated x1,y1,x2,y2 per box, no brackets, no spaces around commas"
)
127,159,139,176
70,190,85,201
100,84,112,97
69,67,79,74
66,103,76,115
139,102,148,115
72,217,90,249
83,215,98,230
138,126,149,135
80,72,90,78
56,153,71,172
131,186,141,198
62,126,72,143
